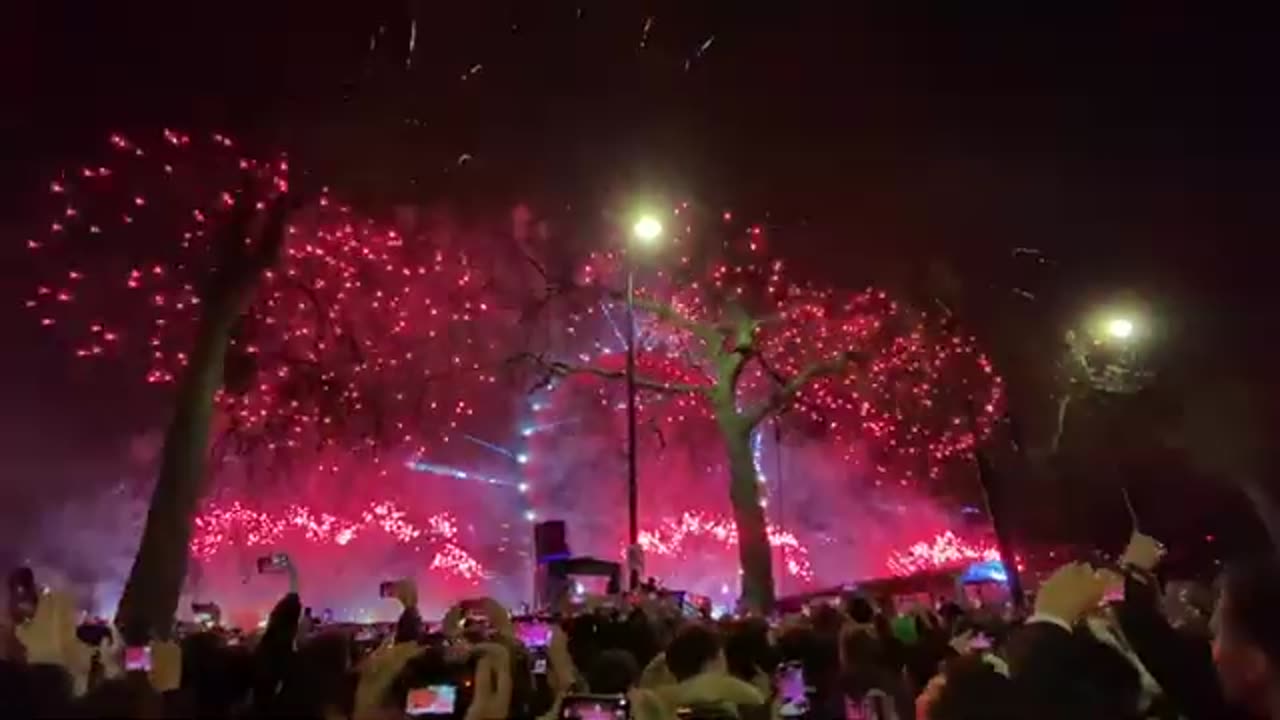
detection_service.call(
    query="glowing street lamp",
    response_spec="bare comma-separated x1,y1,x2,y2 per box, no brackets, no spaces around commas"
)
1070,306,1153,394
625,211,664,590
632,215,663,244
1105,317,1135,341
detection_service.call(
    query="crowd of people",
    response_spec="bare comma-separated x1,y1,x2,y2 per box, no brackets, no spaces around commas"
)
1,531,1279,719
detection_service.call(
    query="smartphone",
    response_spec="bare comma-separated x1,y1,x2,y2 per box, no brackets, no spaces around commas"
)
559,693,629,720
256,552,289,574
76,623,113,647
515,619,553,648
8,567,38,625
969,633,993,651
406,685,457,716
192,601,218,625
379,581,397,598
776,661,809,718
125,645,152,672
461,598,489,618
680,601,701,619
533,655,548,675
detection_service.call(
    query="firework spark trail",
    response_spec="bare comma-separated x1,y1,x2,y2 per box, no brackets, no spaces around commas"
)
191,500,488,581
884,531,1001,577
638,511,813,581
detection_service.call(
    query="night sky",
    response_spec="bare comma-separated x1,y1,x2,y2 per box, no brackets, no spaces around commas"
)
2,3,1277,558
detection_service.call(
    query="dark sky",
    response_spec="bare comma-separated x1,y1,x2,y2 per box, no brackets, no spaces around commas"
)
6,5,1277,309
1,3,1276,547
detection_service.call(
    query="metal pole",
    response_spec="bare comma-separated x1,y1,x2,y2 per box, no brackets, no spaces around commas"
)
625,265,640,590
773,420,784,597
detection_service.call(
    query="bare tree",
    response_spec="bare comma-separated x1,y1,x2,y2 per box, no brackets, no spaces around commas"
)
526,295,856,612
116,195,293,640
1180,378,1279,549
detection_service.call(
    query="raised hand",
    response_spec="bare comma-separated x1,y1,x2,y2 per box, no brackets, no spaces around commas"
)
476,597,513,641
15,589,74,666
441,600,465,640
546,624,576,695
949,629,977,655
466,642,512,720
354,641,427,720
1034,562,1108,626
281,552,300,596
15,590,95,694
98,624,124,680
1120,531,1167,574
149,639,182,693
392,578,419,609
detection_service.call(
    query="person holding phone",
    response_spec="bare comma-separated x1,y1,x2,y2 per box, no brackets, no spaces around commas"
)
1112,532,1246,720
8,567,38,626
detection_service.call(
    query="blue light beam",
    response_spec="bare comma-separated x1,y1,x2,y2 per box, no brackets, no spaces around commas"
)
404,460,525,491
461,434,519,460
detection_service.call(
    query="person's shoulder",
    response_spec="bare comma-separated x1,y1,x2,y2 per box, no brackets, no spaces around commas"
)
663,671,765,707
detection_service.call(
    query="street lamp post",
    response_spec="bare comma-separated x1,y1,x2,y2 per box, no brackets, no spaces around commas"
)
625,262,640,590
626,215,662,590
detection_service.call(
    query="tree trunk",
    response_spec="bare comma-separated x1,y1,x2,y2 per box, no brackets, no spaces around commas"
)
115,199,287,642
115,290,245,641
722,418,775,613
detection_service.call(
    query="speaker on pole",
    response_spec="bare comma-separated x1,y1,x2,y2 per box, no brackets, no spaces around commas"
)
533,520,568,563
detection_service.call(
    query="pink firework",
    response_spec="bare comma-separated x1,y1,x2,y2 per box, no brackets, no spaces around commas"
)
884,531,1001,576
25,129,518,471
569,239,1004,489
25,133,1007,600
191,500,487,581
639,511,814,582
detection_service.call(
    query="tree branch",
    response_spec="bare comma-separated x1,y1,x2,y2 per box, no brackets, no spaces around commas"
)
629,297,724,349
755,352,788,387
746,351,858,427
513,352,709,397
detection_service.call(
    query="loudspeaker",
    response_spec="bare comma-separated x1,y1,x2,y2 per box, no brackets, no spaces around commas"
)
533,520,568,562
